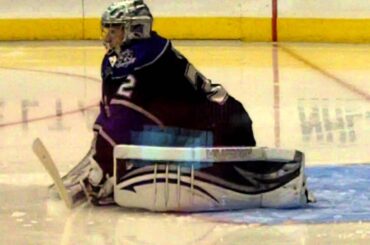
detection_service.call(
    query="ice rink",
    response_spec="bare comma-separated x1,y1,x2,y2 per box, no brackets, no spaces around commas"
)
0,40,369,244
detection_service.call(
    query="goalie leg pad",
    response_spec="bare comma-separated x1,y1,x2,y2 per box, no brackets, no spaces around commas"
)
113,145,315,212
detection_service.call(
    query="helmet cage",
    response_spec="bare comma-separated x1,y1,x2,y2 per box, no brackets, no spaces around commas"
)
101,1,153,47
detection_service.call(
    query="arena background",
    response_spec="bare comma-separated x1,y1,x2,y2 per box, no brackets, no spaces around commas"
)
0,0,369,42
0,1,369,244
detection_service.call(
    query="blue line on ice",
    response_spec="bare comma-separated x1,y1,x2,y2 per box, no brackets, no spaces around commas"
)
196,164,370,225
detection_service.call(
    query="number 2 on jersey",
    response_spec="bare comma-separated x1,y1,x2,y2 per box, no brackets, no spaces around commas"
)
117,75,136,98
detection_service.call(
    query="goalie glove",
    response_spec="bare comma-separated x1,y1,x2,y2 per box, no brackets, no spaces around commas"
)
86,158,115,206
48,155,115,206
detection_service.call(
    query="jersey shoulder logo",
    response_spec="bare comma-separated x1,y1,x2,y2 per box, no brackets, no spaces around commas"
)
116,49,136,68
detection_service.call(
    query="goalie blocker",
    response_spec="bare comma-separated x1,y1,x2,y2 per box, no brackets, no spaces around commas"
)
114,145,315,212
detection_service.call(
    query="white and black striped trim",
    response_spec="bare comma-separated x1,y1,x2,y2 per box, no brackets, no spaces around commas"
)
117,173,219,203
116,162,301,195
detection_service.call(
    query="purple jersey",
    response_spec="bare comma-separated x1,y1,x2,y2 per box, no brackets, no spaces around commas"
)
93,32,256,175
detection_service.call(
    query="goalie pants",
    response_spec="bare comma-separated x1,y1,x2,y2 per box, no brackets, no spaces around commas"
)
92,96,256,177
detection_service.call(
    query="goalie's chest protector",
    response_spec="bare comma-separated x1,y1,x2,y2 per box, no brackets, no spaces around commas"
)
100,32,210,128
101,32,170,102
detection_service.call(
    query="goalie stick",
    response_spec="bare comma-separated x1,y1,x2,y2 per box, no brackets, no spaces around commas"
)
48,146,93,190
33,138,90,209
33,138,73,209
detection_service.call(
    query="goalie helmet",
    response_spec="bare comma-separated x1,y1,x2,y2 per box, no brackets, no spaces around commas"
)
101,0,153,45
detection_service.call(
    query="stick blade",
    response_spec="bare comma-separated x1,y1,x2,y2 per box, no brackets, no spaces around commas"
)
32,138,73,209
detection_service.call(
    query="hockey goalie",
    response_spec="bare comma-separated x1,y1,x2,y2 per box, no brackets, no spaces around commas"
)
42,0,315,211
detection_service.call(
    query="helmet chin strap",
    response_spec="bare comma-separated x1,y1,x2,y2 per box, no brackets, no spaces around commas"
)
114,44,122,54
